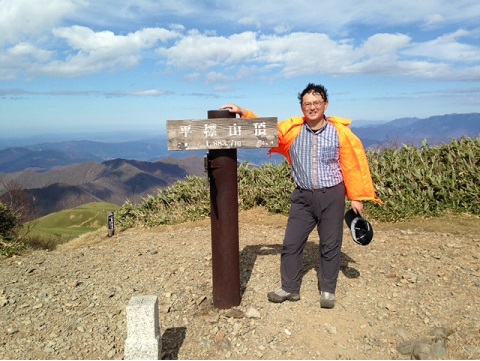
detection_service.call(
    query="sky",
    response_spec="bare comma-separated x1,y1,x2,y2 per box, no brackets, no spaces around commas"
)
1,0,480,139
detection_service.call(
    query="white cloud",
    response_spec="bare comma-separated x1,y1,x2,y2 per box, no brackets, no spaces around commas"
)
238,16,260,27
424,14,445,27
0,42,53,80
155,29,480,81
157,31,260,70
156,31,410,78
205,71,236,84
173,0,480,34
131,89,172,96
9,42,53,61
38,26,181,77
1,0,480,81
53,26,178,52
0,0,76,46
403,29,480,63
40,0,480,38
360,33,412,56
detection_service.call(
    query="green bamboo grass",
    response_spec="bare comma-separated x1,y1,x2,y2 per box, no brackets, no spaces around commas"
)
117,137,480,228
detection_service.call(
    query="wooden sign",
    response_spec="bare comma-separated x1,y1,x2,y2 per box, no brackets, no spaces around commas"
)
167,117,278,151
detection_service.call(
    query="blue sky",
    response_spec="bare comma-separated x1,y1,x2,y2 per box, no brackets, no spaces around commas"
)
1,0,480,138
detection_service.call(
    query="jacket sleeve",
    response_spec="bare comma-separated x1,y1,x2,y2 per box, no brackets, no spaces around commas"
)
267,117,305,165
241,110,258,119
338,126,383,204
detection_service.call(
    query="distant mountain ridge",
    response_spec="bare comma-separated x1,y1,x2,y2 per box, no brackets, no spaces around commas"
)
0,147,104,173
1,113,478,173
0,157,205,220
351,113,480,148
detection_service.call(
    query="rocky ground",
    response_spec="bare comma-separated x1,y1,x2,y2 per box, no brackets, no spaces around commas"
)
0,207,479,360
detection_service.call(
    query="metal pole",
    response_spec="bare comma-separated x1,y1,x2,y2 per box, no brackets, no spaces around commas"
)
207,109,241,309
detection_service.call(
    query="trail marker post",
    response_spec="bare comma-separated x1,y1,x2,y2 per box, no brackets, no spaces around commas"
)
167,110,277,309
107,212,115,237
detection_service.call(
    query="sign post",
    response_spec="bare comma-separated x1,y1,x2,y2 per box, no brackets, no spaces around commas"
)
167,110,277,309
207,110,240,309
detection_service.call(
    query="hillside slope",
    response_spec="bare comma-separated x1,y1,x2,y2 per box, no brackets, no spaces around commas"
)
0,208,478,360
0,157,204,220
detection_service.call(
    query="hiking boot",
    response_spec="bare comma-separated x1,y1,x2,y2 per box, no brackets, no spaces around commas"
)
320,291,335,309
267,288,300,303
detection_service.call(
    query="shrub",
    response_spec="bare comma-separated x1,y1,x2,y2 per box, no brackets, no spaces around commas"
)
115,136,480,228
0,202,22,256
0,202,18,240
365,137,480,221
117,176,210,228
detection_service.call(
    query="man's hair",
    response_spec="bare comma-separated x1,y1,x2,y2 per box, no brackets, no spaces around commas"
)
298,83,328,104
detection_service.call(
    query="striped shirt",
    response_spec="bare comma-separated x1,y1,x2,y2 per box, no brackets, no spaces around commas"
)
289,120,343,189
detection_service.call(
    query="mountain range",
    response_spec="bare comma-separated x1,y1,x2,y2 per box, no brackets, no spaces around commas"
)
0,113,479,220
1,113,479,173
351,113,480,148
0,157,205,220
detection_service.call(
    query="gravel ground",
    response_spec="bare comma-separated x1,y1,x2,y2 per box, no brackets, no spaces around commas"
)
0,208,479,360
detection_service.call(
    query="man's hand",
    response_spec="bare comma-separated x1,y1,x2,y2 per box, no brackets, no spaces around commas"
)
351,200,363,216
220,104,244,117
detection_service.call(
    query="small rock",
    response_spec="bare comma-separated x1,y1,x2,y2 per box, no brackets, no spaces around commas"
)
412,342,431,360
7,328,19,335
428,326,454,339
44,347,55,354
224,308,244,318
431,338,447,359
464,346,480,355
215,331,225,343
245,307,261,319
397,340,415,355
215,331,231,351
326,326,337,334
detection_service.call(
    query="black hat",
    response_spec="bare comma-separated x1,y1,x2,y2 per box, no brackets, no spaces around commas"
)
344,209,373,246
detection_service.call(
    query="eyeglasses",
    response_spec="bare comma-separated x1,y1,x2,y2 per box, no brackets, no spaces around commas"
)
302,100,325,108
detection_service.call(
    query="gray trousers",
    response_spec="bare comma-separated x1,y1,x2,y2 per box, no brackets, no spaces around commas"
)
280,182,346,294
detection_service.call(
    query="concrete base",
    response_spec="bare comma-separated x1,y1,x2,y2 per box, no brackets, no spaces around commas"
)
124,295,161,360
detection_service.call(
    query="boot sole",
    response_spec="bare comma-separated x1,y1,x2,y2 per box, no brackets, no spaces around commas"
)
267,292,300,303
320,299,335,308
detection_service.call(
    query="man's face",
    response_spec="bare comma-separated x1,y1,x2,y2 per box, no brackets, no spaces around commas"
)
301,92,328,123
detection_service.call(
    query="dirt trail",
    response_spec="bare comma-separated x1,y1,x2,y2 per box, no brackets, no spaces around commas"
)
0,208,479,359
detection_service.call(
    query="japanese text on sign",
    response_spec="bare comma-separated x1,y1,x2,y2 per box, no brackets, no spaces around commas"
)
166,117,278,151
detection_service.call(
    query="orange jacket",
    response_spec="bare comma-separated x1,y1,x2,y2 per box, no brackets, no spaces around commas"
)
242,110,382,204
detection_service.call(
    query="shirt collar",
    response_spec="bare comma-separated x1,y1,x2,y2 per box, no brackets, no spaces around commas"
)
304,116,328,134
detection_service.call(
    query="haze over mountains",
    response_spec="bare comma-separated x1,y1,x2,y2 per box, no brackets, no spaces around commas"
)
352,113,480,148
2,113,479,170
0,113,479,220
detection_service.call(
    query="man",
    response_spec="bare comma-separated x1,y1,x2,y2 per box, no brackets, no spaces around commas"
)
221,83,381,308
